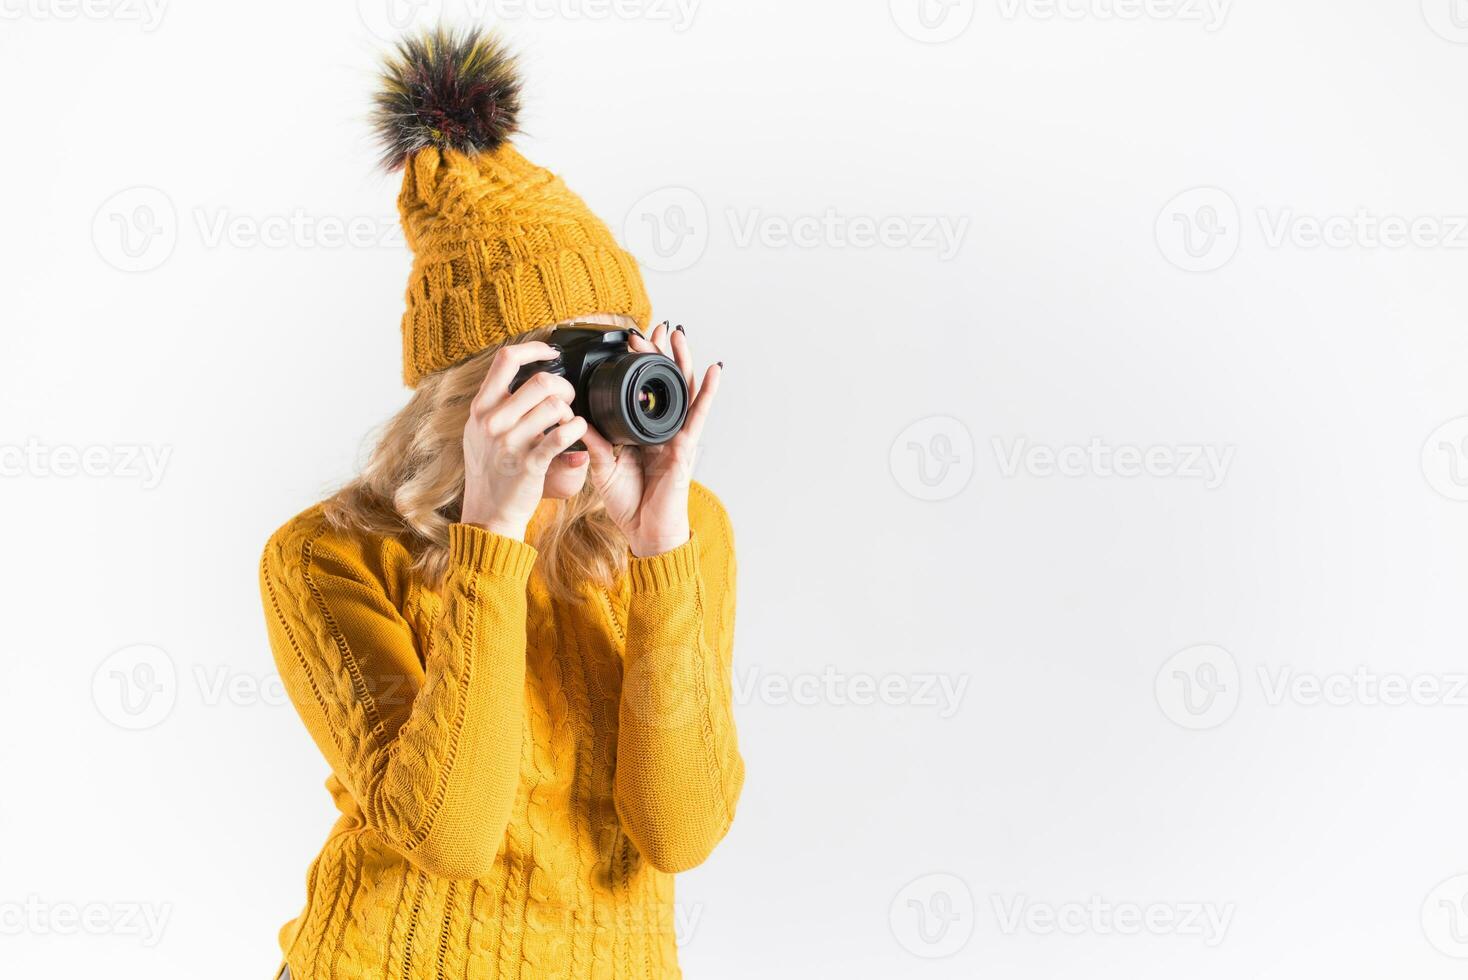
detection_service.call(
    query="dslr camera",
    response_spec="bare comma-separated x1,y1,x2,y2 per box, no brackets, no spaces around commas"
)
509,325,689,446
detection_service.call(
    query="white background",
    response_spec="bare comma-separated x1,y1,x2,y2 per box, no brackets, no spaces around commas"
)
5,0,1468,976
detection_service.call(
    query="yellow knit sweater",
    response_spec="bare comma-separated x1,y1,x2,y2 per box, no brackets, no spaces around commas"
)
258,483,743,980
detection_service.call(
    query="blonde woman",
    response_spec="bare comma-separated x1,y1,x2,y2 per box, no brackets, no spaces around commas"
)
259,28,742,980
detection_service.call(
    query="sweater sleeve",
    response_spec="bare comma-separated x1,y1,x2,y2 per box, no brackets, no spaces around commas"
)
613,486,745,873
260,513,534,880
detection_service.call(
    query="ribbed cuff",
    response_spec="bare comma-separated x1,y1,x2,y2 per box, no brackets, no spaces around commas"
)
448,524,538,581
628,533,700,593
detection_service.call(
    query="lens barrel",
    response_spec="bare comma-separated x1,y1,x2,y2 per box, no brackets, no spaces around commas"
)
585,352,689,445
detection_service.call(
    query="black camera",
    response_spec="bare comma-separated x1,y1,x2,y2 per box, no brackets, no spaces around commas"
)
509,325,689,446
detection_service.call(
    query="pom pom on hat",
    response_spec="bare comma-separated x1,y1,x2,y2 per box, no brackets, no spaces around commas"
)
372,26,522,171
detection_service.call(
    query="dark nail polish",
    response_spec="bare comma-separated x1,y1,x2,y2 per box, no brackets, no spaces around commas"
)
628,327,645,339
675,324,686,334
716,360,724,368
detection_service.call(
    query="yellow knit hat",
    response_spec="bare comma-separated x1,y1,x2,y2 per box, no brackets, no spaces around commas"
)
374,27,652,387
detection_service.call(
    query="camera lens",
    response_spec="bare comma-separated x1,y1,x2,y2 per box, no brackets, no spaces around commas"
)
585,353,688,445
637,378,670,420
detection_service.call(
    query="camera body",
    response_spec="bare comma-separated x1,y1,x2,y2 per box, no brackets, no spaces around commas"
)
509,325,689,446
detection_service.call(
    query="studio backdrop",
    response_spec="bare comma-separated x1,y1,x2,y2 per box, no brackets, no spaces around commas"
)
5,1,1468,978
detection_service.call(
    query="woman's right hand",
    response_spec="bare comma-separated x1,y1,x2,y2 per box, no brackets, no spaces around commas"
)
460,341,587,541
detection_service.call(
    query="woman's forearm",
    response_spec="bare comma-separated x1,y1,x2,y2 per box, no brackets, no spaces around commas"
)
364,524,532,878
613,534,745,873
262,516,534,881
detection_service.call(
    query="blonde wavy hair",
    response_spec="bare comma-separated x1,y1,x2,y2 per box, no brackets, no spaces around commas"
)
323,317,633,599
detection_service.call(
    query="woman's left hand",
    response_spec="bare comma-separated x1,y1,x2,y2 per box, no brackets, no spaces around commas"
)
582,322,722,558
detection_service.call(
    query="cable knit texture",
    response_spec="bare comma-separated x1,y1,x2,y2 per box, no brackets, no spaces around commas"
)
397,144,652,387
259,483,742,979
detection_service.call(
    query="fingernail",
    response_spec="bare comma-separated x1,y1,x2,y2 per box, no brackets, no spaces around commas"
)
675,324,686,334
629,327,645,339
716,360,724,368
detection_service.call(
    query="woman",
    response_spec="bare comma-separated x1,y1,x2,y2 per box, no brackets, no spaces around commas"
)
259,28,743,980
